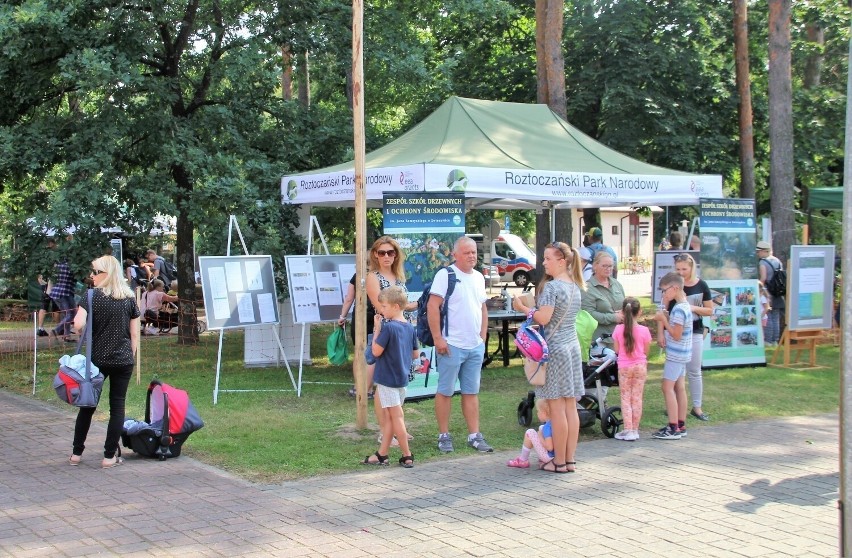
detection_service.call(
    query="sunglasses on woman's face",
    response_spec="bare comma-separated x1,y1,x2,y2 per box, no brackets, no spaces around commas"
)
376,249,396,257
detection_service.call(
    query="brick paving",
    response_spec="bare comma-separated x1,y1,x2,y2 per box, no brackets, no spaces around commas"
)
0,389,838,557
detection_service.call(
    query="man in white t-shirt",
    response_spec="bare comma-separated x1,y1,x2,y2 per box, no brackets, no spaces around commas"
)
427,236,491,453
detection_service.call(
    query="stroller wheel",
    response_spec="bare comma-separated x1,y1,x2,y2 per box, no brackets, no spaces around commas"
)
602,406,623,438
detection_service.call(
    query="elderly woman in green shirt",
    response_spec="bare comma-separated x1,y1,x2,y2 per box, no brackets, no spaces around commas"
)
580,252,626,346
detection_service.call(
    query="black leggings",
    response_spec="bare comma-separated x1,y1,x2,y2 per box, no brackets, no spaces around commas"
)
72,364,134,459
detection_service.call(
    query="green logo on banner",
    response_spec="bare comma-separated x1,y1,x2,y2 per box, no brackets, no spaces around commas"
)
446,169,468,192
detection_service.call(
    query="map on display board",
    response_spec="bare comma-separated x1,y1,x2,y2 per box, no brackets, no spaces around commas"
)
284,255,356,324
198,256,280,330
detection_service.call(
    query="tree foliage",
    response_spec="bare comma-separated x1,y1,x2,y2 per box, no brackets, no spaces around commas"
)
1,0,848,296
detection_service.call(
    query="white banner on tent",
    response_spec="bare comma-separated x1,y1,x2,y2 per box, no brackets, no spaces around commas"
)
423,164,723,206
282,163,722,207
282,164,424,204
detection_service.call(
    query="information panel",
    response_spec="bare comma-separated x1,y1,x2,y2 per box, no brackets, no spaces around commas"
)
284,255,356,324
198,256,280,330
787,245,835,331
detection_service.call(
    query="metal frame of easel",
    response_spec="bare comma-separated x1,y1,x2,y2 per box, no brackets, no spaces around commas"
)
212,215,297,404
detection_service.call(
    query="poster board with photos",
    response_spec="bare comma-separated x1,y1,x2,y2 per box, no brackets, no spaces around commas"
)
198,256,280,330
284,254,356,325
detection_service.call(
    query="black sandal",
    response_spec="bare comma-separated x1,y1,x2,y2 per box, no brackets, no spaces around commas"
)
563,461,576,473
541,460,569,473
399,454,414,468
362,452,389,466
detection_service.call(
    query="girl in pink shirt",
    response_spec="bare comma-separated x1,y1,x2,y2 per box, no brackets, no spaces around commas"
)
611,297,652,441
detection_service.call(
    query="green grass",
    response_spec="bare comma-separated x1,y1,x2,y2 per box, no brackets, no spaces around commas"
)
0,321,840,482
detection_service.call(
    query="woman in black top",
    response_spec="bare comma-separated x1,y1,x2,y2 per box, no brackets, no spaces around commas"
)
672,253,713,422
69,255,141,468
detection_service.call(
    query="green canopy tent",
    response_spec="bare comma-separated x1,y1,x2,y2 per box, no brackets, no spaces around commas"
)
808,187,843,210
281,97,723,209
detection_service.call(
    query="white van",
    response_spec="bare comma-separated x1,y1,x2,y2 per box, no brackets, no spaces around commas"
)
467,232,537,287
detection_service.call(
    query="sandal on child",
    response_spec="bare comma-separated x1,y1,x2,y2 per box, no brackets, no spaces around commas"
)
69,454,82,466
506,457,530,469
362,452,389,466
399,455,414,468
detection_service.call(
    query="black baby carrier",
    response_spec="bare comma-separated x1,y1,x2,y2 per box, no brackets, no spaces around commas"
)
121,380,204,460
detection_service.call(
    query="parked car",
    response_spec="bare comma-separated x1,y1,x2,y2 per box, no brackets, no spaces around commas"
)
475,261,501,288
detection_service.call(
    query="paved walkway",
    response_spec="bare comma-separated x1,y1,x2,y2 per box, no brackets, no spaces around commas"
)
0,389,838,557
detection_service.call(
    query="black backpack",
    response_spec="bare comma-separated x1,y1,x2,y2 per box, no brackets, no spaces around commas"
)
763,258,787,297
156,257,177,283
416,267,456,346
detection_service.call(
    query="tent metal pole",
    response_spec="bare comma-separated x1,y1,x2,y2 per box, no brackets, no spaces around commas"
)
839,13,852,554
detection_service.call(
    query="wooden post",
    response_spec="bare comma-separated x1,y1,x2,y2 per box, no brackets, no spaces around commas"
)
352,0,368,429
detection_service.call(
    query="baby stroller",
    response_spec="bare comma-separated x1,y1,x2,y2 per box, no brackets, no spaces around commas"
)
577,333,623,438
121,380,204,460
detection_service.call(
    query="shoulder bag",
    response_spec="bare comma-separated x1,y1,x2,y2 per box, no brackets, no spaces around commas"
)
52,290,104,408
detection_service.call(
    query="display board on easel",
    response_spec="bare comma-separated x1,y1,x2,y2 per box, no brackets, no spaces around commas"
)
208,215,296,404
198,256,280,330
771,244,835,369
284,255,355,324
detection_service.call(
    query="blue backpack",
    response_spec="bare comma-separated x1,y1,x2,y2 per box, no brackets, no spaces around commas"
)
416,267,456,346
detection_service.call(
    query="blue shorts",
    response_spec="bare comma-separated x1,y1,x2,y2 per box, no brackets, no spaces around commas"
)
436,343,485,396
662,360,687,382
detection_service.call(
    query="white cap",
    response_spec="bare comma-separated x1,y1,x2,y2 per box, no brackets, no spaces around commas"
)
578,247,592,262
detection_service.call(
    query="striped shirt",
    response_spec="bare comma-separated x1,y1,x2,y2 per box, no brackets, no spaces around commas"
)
664,302,693,363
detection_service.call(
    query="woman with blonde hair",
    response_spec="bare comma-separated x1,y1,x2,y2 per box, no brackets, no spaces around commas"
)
513,241,585,473
68,255,140,468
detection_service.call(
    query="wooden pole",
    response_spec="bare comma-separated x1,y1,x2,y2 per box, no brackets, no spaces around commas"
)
352,0,368,429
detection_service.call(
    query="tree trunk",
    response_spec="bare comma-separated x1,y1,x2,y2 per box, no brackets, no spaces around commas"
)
543,0,566,119
171,163,200,344
281,44,293,100
733,0,756,199
803,22,824,89
767,0,795,263
297,51,310,107
535,0,548,105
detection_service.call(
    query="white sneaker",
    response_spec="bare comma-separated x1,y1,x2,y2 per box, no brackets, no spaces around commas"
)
614,430,629,440
625,430,640,441
145,326,159,336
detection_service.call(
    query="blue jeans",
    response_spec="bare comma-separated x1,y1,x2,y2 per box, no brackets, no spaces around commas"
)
52,294,76,336
764,307,782,344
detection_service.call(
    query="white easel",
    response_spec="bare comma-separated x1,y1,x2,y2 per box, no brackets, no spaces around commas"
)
212,215,297,404
292,215,339,396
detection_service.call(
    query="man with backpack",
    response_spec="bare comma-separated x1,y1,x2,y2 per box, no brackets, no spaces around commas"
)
757,240,785,346
426,236,492,453
585,227,619,278
146,249,176,290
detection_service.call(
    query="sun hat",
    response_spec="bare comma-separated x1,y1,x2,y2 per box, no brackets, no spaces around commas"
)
756,241,771,251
